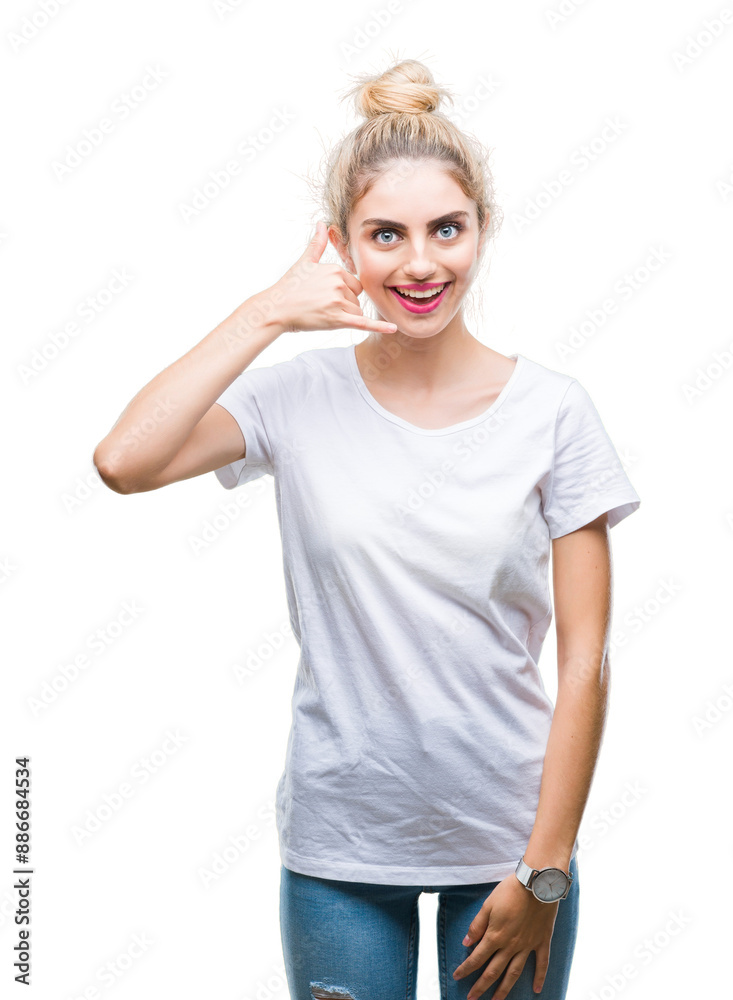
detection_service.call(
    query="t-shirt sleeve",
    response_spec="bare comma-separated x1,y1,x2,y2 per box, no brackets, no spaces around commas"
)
212,363,281,489
541,378,641,539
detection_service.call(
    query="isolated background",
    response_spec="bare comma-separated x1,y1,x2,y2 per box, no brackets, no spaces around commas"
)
3,1,731,997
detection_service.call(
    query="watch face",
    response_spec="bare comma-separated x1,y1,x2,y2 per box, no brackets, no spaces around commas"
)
532,868,569,902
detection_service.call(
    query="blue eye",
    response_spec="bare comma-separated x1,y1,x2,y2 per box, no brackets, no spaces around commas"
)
370,221,465,245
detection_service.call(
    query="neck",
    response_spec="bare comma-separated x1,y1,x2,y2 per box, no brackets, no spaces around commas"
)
356,316,492,391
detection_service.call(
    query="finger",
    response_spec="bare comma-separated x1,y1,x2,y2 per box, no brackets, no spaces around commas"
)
340,269,364,298
467,948,526,1000
336,281,367,312
341,295,397,330
340,312,398,334
454,932,500,979
301,221,329,264
462,904,491,947
487,952,530,1000
453,908,491,978
533,943,550,994
462,947,511,999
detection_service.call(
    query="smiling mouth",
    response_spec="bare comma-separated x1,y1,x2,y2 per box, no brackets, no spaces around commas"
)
388,281,452,313
391,282,448,301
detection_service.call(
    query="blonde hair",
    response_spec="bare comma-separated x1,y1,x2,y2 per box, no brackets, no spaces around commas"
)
309,54,503,328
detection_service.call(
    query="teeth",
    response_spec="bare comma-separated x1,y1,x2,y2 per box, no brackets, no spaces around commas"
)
394,283,447,299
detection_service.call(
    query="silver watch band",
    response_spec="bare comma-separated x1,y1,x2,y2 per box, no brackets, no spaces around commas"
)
515,856,536,887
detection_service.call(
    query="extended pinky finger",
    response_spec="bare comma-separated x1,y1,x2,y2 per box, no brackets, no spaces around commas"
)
344,311,397,333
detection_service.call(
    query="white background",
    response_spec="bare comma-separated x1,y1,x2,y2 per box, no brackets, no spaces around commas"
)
3,1,731,998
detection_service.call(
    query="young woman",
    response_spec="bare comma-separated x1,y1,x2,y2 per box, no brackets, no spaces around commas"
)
94,59,640,1000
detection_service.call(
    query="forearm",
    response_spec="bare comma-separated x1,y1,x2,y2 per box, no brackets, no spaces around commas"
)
93,289,286,483
522,655,610,871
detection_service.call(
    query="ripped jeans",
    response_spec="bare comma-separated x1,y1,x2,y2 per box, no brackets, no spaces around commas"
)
279,855,579,1000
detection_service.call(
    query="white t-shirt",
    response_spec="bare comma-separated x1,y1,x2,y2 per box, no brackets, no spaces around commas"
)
213,343,641,885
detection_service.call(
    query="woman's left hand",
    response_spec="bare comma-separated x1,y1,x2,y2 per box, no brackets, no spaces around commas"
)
452,875,559,999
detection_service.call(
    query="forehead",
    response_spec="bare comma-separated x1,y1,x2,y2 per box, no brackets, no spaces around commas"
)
352,160,473,222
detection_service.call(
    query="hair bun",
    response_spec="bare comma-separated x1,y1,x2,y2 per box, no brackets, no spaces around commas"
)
344,58,453,120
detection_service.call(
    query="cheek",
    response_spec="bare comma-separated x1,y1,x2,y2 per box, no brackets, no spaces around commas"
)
451,246,480,281
359,255,391,287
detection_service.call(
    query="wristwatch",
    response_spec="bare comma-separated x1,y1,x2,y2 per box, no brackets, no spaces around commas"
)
515,857,572,903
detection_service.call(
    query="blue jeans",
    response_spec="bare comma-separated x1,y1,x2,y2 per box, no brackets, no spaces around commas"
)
279,854,579,999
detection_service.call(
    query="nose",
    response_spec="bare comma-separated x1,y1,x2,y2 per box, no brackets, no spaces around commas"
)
403,241,437,280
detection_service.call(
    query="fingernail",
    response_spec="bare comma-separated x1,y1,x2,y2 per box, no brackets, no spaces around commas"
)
463,934,470,945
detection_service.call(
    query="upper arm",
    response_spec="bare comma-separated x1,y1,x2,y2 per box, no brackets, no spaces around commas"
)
124,402,247,492
551,511,612,680
541,379,641,540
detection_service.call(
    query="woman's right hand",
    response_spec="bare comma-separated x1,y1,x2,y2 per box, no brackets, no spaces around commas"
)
261,221,398,335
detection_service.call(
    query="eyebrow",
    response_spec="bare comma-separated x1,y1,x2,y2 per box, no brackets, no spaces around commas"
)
360,210,470,230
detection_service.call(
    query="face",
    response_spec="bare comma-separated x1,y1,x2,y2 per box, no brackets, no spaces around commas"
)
330,159,487,341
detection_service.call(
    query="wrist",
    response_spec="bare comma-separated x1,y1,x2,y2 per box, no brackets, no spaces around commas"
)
232,290,290,344
521,849,572,872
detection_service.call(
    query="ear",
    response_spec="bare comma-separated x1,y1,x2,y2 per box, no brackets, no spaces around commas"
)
328,224,356,274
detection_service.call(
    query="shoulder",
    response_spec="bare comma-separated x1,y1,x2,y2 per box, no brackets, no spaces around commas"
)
226,346,352,417
516,354,586,412
237,344,347,390
261,344,349,378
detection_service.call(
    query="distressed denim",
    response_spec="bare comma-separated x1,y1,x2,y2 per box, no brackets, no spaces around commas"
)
279,854,579,1000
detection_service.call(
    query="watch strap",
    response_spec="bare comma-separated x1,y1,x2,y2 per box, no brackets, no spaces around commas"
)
515,856,535,889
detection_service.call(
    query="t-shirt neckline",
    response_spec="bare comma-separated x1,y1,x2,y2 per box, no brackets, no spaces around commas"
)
347,343,525,436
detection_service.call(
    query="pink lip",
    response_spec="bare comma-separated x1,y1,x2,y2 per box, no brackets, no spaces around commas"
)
388,281,452,314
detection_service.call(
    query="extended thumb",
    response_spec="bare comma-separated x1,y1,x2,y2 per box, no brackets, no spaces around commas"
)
303,220,328,262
